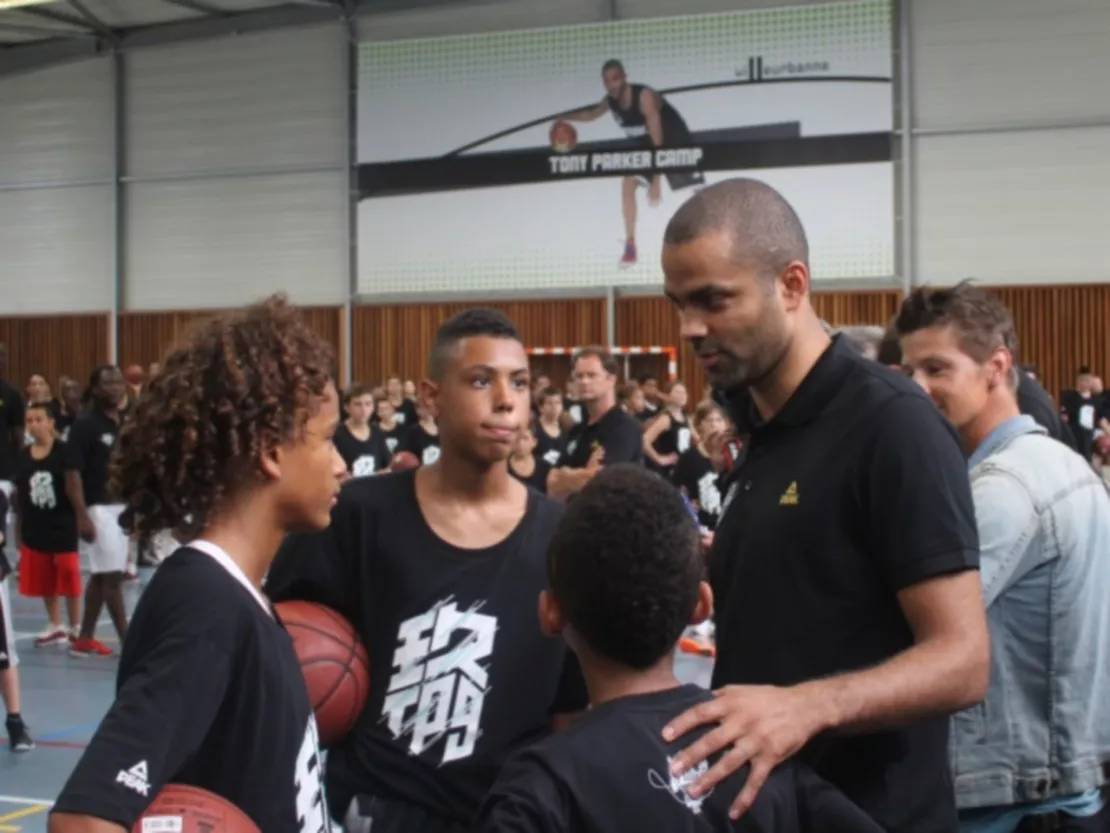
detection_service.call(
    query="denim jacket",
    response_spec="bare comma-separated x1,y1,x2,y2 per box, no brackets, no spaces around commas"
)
952,415,1110,809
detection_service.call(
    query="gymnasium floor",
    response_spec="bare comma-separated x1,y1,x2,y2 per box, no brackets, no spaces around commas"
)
0,571,713,833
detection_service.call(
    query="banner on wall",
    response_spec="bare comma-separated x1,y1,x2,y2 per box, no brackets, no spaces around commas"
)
357,0,894,295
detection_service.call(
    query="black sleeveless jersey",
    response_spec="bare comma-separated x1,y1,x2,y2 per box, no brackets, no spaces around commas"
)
606,84,693,146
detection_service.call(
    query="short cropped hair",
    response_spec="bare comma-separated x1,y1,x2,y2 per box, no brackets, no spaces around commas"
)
547,464,702,670
427,308,521,379
894,280,1017,364
664,178,809,281
573,346,619,376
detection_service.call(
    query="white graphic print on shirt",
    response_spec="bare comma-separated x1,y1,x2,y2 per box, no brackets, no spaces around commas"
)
293,714,331,832
382,597,497,765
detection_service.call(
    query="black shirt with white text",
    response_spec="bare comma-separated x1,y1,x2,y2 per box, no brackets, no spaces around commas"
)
63,409,119,506
15,443,78,553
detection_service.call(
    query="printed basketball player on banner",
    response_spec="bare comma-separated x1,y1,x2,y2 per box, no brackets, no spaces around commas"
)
355,0,894,294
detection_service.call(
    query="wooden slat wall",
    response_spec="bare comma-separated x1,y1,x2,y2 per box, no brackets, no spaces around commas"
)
989,284,1110,405
616,292,902,403
352,299,606,386
118,307,344,379
0,314,110,393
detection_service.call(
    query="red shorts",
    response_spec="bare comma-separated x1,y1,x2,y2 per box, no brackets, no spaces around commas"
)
18,545,81,598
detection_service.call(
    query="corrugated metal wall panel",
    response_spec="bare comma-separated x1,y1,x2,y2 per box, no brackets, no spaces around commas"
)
124,170,348,310
914,126,1110,286
910,0,1110,286
0,58,114,186
0,58,114,314
122,24,349,309
126,24,347,177
619,0,849,18
912,0,1110,129
0,184,115,314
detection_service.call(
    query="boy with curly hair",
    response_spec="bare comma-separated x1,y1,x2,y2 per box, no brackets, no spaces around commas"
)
49,295,346,833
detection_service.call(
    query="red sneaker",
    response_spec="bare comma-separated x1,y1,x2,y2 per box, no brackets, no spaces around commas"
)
69,638,113,657
619,240,637,268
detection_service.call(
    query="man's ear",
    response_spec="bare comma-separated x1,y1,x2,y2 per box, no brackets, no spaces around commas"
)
420,378,440,421
538,589,566,637
690,581,714,626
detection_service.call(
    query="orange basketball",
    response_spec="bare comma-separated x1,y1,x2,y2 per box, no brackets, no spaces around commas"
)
549,120,577,153
132,784,259,833
275,600,370,748
390,451,420,471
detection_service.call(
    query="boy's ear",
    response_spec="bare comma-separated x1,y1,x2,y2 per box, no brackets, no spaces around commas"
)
690,581,714,626
538,589,566,636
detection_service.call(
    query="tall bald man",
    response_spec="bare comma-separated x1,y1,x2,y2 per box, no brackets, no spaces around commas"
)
656,178,990,833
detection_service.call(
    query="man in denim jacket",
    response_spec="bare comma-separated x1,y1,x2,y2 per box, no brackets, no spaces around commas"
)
897,281,1110,833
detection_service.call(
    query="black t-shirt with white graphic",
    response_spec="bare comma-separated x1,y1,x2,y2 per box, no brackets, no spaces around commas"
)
52,547,330,833
50,401,77,443
562,398,583,425
266,471,588,826
400,424,442,467
63,408,119,506
335,423,391,477
558,406,644,469
15,443,78,553
533,423,566,468
672,449,721,530
0,379,26,481
509,458,550,494
1061,390,1103,458
373,399,418,430
473,684,884,833
376,421,408,458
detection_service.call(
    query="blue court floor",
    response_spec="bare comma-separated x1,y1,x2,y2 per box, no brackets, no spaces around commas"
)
0,571,713,833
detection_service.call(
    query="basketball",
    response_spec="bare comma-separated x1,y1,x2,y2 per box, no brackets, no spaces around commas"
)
549,119,577,153
390,450,420,471
132,784,259,833
275,600,370,748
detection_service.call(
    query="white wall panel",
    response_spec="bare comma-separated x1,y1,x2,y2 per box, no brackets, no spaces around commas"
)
912,0,1110,130
913,127,1110,286
0,58,114,187
0,185,115,313
358,0,607,40
620,0,848,18
127,24,347,177
124,170,348,310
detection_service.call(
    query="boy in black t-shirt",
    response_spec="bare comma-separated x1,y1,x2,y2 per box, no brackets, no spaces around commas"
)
335,383,391,477
16,403,82,646
474,464,883,833
49,295,345,833
267,309,587,833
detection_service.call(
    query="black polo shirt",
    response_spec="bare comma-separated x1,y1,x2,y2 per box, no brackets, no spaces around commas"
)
711,335,979,833
557,405,643,469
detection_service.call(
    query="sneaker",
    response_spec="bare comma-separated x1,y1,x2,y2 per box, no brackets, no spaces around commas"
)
34,626,68,647
5,716,34,753
619,240,637,268
69,637,113,657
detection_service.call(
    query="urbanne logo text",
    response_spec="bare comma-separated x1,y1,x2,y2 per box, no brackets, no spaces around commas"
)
735,56,832,80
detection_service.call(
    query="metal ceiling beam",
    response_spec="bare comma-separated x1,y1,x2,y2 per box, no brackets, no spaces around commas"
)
0,0,471,78
161,0,230,16
0,20,94,38
65,0,117,42
12,4,95,31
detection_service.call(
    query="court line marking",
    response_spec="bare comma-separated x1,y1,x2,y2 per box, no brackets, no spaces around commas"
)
0,803,50,826
0,796,54,808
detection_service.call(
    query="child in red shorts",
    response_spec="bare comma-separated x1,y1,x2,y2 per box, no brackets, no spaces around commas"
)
15,403,81,646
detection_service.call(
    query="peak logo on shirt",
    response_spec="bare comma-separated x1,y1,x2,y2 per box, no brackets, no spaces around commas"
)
647,755,713,815
779,480,799,506
382,596,497,765
116,760,150,796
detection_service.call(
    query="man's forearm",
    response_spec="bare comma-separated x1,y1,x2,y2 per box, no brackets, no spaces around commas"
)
546,467,596,501
797,636,987,736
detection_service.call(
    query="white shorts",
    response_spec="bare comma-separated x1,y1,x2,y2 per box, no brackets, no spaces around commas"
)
80,504,129,575
0,480,14,565
0,576,17,670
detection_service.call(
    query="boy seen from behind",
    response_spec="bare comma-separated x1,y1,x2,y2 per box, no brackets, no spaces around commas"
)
473,464,884,833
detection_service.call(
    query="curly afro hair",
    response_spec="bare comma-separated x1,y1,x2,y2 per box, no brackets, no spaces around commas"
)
547,463,702,670
111,294,336,539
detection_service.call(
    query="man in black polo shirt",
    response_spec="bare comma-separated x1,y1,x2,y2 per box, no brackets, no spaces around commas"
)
656,179,990,833
547,346,644,500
